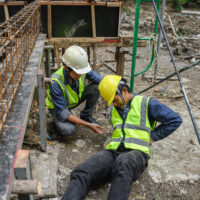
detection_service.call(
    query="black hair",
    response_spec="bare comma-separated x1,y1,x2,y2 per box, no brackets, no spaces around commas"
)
116,78,131,94
63,64,73,76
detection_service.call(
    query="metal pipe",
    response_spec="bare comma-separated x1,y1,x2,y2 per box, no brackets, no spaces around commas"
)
139,60,200,94
130,0,141,92
154,0,166,79
152,0,200,144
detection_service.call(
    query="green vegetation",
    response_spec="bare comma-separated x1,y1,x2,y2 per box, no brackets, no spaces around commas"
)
123,6,130,14
171,0,200,11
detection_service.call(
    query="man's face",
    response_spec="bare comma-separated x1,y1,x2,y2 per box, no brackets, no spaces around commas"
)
113,94,124,109
70,71,81,80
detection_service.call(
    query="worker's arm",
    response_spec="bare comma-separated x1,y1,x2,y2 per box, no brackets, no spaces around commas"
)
148,98,182,141
49,81,104,135
86,70,102,84
68,114,104,135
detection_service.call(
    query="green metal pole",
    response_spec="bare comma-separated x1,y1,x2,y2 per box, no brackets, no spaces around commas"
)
130,0,141,93
154,0,160,36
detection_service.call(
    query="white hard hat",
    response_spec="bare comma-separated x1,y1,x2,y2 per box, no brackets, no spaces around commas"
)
62,45,91,74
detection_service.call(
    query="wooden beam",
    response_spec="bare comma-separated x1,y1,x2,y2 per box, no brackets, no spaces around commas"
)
15,150,30,169
55,44,61,69
49,37,105,43
182,10,200,15
87,47,90,63
40,1,121,7
116,48,128,76
4,5,9,20
103,62,116,73
117,2,122,37
48,37,147,48
14,149,33,200
48,1,52,39
12,180,41,195
91,4,96,38
93,43,97,70
0,1,26,6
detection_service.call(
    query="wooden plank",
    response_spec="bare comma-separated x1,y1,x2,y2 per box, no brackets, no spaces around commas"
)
182,10,200,15
14,149,33,200
12,180,41,195
15,150,30,169
117,2,122,37
48,37,147,48
116,49,126,76
48,1,52,39
103,62,116,73
91,4,96,38
49,37,105,43
93,43,97,70
0,1,26,6
40,1,121,6
55,44,60,69
107,2,121,7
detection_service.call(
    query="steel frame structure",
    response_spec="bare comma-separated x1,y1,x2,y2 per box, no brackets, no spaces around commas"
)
0,0,40,134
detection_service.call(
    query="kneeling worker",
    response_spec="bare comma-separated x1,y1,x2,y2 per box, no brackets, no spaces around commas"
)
46,45,104,136
61,75,182,200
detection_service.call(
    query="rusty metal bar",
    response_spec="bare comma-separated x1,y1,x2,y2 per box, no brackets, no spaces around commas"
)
0,0,40,133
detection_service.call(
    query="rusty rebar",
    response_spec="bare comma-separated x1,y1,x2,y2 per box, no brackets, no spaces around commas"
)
0,0,40,133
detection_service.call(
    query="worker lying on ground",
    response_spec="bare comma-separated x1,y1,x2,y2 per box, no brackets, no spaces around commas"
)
46,45,104,136
61,75,183,200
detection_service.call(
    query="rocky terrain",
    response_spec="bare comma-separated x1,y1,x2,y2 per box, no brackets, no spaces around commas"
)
18,1,200,200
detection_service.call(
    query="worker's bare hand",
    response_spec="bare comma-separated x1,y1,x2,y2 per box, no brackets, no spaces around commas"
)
89,123,105,135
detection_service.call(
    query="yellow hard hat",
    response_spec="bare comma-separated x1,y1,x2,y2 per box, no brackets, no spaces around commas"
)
98,75,122,106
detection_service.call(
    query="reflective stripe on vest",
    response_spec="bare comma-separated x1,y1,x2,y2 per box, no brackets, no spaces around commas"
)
113,123,151,133
52,73,71,105
108,137,149,147
106,95,155,154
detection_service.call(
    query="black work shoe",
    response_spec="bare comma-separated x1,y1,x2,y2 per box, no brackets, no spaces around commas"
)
80,116,100,125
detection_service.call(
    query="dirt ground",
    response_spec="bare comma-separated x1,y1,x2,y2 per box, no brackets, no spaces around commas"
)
20,1,200,200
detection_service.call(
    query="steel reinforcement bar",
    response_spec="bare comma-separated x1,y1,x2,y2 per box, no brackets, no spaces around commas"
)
0,0,40,134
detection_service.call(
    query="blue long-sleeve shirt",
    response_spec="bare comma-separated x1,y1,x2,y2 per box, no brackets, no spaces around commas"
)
116,96,182,142
49,68,102,121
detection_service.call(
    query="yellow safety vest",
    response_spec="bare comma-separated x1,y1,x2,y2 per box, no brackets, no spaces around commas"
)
46,66,85,109
106,95,156,155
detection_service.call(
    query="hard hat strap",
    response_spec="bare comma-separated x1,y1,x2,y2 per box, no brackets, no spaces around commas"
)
116,88,126,107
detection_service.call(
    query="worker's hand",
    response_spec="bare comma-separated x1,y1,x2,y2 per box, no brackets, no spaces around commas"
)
89,123,105,135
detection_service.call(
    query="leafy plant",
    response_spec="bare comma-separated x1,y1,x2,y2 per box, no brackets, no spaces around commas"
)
123,6,130,14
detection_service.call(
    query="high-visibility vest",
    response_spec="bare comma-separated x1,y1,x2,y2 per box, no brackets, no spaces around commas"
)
46,66,85,109
106,95,156,155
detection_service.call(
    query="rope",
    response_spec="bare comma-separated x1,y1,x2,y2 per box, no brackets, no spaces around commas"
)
166,13,199,40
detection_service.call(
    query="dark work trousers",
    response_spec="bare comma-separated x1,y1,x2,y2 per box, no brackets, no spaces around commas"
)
61,149,149,200
52,83,100,136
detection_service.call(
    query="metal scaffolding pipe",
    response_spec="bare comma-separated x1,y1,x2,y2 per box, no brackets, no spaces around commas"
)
152,0,200,144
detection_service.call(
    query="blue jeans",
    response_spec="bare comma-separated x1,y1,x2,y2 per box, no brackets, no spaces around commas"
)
62,149,149,200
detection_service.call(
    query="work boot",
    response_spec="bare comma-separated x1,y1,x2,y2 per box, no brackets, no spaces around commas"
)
80,116,100,125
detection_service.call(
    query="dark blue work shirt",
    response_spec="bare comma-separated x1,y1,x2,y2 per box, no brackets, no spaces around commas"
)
49,68,102,121
116,95,182,142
